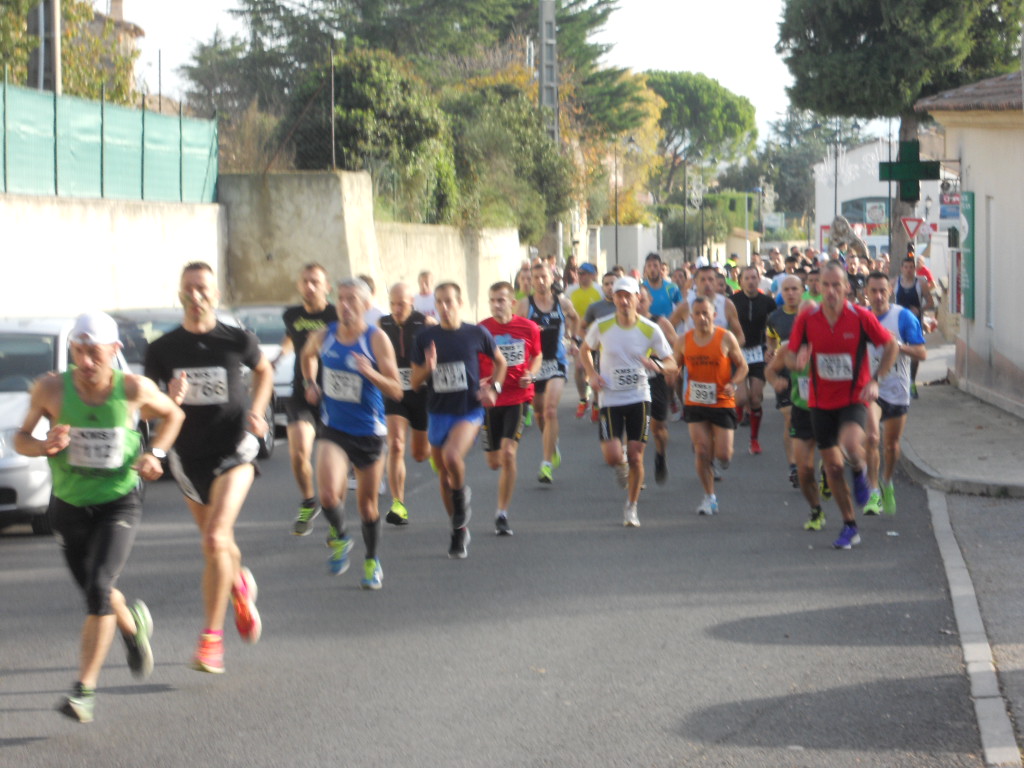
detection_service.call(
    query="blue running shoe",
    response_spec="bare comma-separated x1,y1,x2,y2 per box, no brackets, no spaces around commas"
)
852,468,870,507
833,523,861,550
360,558,383,590
327,535,354,575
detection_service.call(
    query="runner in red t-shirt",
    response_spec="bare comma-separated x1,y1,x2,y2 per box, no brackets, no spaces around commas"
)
479,282,542,535
786,262,898,550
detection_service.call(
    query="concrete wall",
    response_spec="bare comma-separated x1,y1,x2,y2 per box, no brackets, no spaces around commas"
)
219,171,522,322
934,110,1024,418
0,193,223,314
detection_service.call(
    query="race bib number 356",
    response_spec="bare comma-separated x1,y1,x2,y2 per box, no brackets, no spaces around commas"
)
498,341,526,367
433,362,468,393
175,367,229,406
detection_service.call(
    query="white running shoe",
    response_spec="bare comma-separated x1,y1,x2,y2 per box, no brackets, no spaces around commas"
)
615,460,629,488
623,502,640,527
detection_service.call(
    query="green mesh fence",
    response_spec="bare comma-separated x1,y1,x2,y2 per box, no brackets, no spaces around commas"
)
1,79,217,203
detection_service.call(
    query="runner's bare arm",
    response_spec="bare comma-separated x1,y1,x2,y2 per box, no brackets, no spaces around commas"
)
725,300,745,347
299,329,327,404
364,330,404,401
723,331,749,396
13,374,67,458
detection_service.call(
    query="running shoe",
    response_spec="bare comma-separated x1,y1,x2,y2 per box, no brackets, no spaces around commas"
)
360,558,383,590
191,633,225,674
429,455,439,474
451,485,472,530
123,599,154,679
910,381,919,399
788,464,799,488
590,404,599,423
832,523,861,550
749,438,762,455
697,495,718,516
851,468,870,507
538,463,553,484
495,515,513,536
231,567,261,644
292,504,320,536
623,502,640,527
819,465,832,500
524,404,534,427
552,445,561,469
575,400,587,419
654,452,667,485
448,527,470,559
328,535,354,576
804,508,826,531
614,460,629,488
386,499,409,526
58,682,95,723
882,482,897,516
711,461,723,481
862,490,883,516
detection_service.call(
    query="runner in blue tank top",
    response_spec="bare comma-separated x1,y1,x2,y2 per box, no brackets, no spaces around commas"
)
300,278,402,589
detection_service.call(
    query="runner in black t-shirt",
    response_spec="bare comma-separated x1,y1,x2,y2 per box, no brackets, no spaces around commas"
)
276,264,338,535
144,261,274,675
730,266,778,455
410,282,506,559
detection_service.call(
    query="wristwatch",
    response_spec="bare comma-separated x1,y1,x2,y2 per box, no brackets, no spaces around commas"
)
492,381,503,395
148,448,168,460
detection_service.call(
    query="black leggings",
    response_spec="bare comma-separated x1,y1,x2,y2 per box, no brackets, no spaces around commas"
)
48,489,142,616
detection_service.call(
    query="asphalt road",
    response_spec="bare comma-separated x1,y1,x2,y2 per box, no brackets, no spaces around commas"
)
1,395,983,767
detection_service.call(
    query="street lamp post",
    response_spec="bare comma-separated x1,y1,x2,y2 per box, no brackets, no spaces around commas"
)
612,135,637,266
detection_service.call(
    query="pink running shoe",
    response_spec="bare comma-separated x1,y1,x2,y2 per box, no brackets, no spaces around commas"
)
231,566,262,644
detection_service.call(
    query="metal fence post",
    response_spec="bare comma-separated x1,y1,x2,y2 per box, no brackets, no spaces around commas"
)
2,66,8,193
179,102,184,202
53,88,58,195
140,93,145,199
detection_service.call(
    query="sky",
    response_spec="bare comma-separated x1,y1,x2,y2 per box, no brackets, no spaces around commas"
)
127,0,796,139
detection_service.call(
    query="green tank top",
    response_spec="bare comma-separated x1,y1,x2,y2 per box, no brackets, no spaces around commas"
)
49,369,141,506
790,361,811,411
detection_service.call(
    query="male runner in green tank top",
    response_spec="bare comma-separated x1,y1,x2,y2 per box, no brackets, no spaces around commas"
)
15,312,183,723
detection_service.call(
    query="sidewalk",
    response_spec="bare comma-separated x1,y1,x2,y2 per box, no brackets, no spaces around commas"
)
899,338,1024,767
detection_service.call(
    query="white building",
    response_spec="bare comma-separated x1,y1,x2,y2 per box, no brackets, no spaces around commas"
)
915,69,1024,417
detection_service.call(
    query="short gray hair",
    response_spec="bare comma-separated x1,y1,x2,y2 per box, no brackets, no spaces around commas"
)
337,277,371,303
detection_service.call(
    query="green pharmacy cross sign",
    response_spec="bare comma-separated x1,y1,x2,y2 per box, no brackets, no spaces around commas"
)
878,140,941,203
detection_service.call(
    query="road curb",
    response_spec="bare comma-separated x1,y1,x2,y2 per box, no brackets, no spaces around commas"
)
926,487,1022,767
900,440,1024,499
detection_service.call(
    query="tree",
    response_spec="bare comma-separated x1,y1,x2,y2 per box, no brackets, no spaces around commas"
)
645,70,757,201
0,0,36,83
777,0,1023,256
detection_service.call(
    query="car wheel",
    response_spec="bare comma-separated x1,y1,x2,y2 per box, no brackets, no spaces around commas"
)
258,399,276,459
31,513,52,536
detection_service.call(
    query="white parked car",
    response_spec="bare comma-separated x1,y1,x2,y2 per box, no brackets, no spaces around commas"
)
232,305,293,431
0,317,134,534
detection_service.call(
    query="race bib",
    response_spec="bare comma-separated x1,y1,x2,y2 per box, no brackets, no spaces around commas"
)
323,368,363,403
611,367,644,391
537,358,560,381
398,367,413,391
688,380,717,405
175,366,229,406
742,346,764,364
797,376,810,402
433,361,468,393
499,341,526,367
816,353,854,381
68,427,125,469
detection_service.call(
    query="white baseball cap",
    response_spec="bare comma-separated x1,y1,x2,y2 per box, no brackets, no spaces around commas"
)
70,312,121,346
612,276,640,295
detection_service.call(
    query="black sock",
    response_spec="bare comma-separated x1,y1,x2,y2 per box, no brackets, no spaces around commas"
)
302,497,316,509
322,504,345,537
362,517,380,560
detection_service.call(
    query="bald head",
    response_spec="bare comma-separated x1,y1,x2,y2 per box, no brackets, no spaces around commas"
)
389,281,415,323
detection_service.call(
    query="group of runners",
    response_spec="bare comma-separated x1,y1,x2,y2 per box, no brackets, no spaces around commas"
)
18,248,931,723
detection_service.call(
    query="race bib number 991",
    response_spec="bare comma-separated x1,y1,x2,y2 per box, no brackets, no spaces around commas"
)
688,380,717,405
433,362,468,393
68,427,125,469
175,367,229,406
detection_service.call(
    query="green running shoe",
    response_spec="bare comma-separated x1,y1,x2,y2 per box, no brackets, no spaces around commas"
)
551,445,561,469
327,535,354,576
386,499,409,526
882,482,897,516
862,490,883,516
804,508,826,531
538,463,553,484
523,404,534,427
123,599,154,679
58,682,95,723
429,455,439,474
819,465,832,500
360,558,383,590
292,504,321,536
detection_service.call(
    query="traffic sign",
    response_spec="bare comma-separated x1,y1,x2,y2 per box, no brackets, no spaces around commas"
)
902,217,924,239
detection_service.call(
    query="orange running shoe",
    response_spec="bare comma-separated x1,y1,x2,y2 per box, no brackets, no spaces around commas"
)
575,400,587,419
192,633,225,674
590,405,600,423
231,566,262,644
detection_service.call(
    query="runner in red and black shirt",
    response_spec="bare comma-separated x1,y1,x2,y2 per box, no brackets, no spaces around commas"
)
785,262,897,550
479,282,542,536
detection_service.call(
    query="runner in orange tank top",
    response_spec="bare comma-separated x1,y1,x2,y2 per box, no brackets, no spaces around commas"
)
672,296,747,516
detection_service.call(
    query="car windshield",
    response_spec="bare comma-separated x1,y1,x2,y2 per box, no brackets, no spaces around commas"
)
235,310,285,346
0,333,57,392
114,317,181,365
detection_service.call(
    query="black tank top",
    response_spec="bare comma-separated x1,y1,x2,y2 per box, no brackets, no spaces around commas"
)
380,311,428,367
